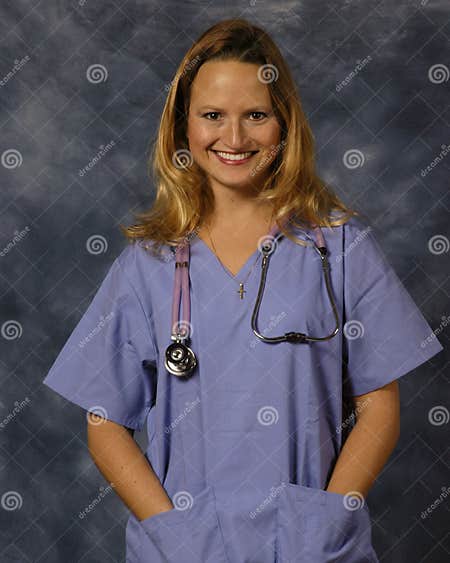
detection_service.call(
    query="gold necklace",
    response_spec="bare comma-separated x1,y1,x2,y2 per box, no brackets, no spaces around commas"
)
205,223,262,300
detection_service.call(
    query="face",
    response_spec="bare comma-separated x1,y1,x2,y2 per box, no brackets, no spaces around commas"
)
186,60,282,195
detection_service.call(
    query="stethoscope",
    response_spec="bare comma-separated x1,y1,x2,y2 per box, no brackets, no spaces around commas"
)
164,219,340,377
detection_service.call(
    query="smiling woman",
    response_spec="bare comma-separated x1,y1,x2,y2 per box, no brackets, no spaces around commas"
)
42,16,444,563
121,17,358,255
186,59,282,197
184,56,286,276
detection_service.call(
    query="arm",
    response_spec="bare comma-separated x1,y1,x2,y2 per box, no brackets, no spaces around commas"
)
326,380,400,498
87,413,173,521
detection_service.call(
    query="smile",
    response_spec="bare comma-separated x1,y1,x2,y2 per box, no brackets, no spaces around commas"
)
210,150,258,164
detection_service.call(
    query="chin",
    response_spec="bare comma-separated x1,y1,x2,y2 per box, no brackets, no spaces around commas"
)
212,175,263,190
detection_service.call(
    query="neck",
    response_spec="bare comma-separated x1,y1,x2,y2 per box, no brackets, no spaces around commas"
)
203,197,274,231
202,174,276,225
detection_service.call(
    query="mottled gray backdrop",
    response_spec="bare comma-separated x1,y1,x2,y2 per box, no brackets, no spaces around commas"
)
0,1,449,562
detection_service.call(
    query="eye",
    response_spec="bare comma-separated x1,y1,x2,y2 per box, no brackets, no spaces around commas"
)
202,111,268,121
249,111,267,120
202,112,221,120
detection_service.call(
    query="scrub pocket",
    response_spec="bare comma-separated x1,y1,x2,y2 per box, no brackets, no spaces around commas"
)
136,485,229,563
275,483,379,562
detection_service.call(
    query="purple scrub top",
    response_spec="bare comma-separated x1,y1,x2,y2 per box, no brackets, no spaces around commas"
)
42,216,444,562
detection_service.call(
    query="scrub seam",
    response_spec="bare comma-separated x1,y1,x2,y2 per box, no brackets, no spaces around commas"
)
211,487,232,563
118,247,159,364
273,493,282,563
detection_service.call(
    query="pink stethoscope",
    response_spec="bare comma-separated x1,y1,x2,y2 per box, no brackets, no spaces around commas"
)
164,219,340,377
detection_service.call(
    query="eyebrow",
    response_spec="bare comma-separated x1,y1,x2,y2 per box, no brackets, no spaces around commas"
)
197,106,271,112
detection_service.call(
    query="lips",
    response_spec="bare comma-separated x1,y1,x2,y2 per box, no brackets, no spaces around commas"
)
210,150,258,165
211,150,258,155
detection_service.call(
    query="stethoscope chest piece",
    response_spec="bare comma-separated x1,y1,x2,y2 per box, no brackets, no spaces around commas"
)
165,338,197,377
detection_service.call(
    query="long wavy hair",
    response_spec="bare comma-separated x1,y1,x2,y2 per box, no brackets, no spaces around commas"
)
120,18,360,255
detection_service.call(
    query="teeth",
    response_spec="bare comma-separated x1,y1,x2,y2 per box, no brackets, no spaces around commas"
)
215,151,253,161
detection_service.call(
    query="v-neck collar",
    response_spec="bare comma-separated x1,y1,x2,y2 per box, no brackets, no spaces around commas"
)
194,235,260,280
192,223,284,281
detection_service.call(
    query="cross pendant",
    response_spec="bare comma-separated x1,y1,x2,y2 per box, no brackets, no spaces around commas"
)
237,283,246,300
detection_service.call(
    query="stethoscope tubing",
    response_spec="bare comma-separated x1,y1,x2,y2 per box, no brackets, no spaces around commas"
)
165,218,340,376
250,225,340,343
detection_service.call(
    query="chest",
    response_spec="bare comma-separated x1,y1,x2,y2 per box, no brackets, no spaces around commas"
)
137,228,344,371
159,234,345,420
195,224,275,279
188,233,341,336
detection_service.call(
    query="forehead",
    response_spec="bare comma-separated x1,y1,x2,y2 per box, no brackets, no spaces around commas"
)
189,60,272,105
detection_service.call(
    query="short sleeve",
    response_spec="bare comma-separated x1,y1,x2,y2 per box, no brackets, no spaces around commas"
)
342,218,444,396
42,247,157,430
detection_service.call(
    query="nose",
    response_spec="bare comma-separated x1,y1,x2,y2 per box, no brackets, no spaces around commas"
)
221,117,250,149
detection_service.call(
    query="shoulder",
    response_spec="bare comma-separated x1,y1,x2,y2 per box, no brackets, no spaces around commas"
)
290,214,381,266
341,216,386,260
288,214,372,250
318,214,376,252
113,239,176,297
116,239,175,269
341,215,373,240
338,216,394,281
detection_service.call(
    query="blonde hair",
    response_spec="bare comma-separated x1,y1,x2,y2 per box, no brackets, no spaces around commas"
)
120,18,360,255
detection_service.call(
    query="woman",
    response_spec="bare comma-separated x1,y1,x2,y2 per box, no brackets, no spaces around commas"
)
43,18,443,562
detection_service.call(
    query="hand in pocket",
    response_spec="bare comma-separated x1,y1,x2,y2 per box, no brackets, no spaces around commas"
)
138,485,228,563
276,484,378,563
